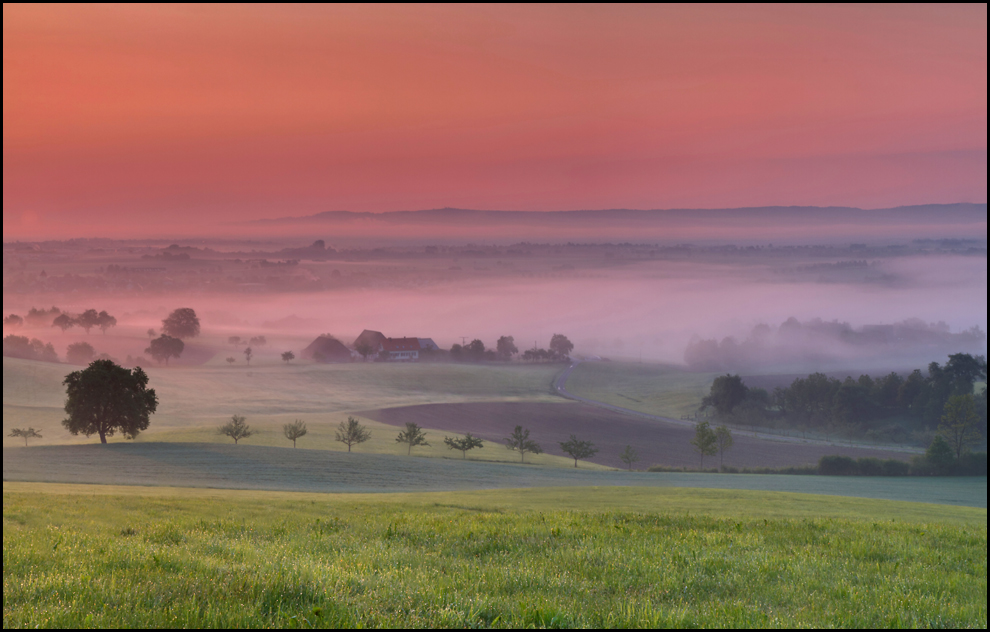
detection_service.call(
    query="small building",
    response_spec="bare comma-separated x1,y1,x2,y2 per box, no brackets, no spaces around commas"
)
302,334,353,363
379,337,440,361
353,329,387,351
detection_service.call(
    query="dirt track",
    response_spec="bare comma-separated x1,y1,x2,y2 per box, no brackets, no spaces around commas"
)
361,401,916,470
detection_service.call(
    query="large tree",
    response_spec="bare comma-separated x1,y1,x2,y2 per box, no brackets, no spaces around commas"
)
96,310,117,334
62,359,158,444
145,335,184,365
162,308,201,339
76,309,101,334
702,374,748,416
938,394,982,460
336,416,372,452
549,334,574,359
396,422,430,455
559,435,598,468
504,425,542,463
496,336,518,361
52,313,75,333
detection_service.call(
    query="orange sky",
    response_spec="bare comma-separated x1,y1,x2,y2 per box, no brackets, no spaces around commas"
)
3,4,987,239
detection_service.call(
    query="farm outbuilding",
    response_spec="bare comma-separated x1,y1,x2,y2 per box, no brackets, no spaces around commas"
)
302,334,354,363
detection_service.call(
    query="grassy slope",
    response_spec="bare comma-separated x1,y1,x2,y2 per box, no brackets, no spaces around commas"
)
566,360,713,418
3,357,585,466
4,484,986,628
4,444,985,506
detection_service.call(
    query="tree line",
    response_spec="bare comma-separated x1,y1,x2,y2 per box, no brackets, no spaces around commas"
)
700,353,987,445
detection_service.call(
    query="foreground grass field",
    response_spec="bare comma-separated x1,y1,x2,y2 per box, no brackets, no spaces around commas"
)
3,484,985,628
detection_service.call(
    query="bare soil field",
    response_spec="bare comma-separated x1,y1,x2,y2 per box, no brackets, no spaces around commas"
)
3,443,985,507
361,402,917,469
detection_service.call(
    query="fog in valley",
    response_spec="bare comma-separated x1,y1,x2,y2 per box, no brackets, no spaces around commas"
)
4,215,986,373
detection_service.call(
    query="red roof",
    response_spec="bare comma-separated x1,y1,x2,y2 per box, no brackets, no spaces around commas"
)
381,337,422,352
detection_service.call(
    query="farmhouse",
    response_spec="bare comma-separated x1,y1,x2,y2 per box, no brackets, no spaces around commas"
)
353,329,386,350
301,334,354,363
379,337,440,361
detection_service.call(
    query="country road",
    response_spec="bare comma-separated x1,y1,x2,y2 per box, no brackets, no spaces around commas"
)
552,362,921,454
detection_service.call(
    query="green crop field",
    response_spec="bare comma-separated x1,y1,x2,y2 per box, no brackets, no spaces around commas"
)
2,357,570,461
566,361,714,419
3,484,986,628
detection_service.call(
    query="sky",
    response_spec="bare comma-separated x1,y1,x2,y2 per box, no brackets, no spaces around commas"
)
3,4,987,239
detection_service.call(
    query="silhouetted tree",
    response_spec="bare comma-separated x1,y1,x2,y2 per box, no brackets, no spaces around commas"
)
9,427,42,446
620,445,639,470
3,335,58,362
66,341,96,365
3,314,23,329
283,419,307,448
217,415,256,444
559,435,598,468
702,374,748,416
62,359,158,444
226,356,236,365
926,434,956,475
281,351,295,364
444,433,484,459
162,308,200,339
145,335,184,365
147,328,157,338
76,309,101,334
549,334,574,359
228,336,242,346
496,336,518,360
249,335,267,347
355,342,374,360
938,394,981,460
336,416,372,452
52,313,75,333
691,421,718,469
504,425,542,463
96,310,117,334
396,422,430,455
243,346,253,365
714,424,734,471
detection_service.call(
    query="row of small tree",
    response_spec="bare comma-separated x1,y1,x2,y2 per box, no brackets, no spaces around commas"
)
214,416,641,469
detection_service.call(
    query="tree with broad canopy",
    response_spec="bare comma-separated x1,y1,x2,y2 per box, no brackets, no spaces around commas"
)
62,360,158,444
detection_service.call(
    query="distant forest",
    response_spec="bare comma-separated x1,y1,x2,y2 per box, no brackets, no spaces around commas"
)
685,318,986,372
701,353,987,446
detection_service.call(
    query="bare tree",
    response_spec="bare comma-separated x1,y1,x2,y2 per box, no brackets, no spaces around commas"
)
396,422,430,455
335,416,371,452
9,427,42,446
283,419,307,448
559,435,598,468
217,415,256,444
443,433,484,459
620,445,639,471
504,425,542,463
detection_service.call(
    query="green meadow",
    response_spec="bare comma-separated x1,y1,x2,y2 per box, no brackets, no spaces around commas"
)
3,484,985,628
565,361,714,419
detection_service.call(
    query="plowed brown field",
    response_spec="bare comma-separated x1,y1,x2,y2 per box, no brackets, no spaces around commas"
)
360,402,915,469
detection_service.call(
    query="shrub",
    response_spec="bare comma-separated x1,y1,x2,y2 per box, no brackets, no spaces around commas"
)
881,459,910,476
856,457,884,476
818,455,858,476
958,452,987,476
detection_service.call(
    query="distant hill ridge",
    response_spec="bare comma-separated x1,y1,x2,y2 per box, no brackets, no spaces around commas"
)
253,203,987,225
